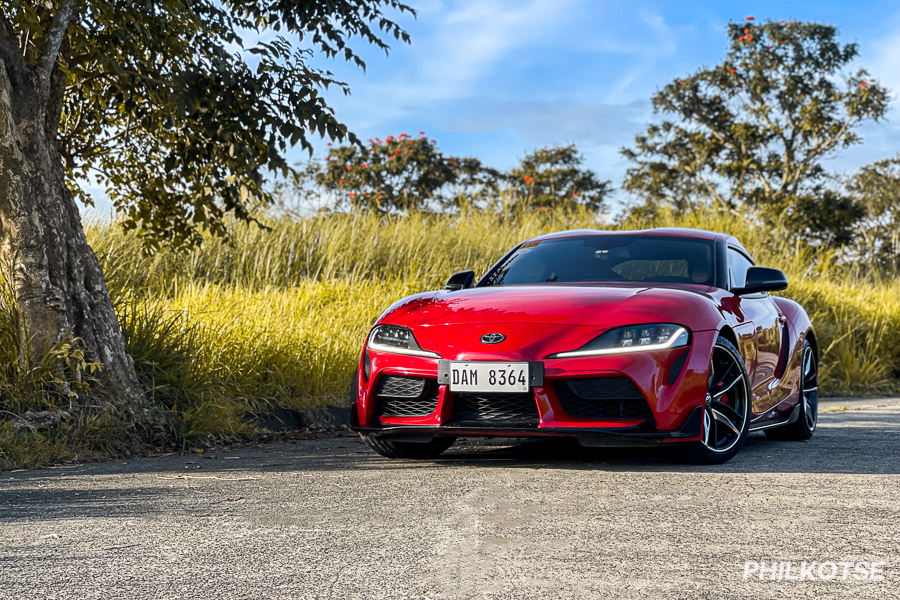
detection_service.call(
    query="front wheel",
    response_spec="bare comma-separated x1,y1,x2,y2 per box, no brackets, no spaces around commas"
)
678,336,751,465
363,435,457,459
765,340,817,441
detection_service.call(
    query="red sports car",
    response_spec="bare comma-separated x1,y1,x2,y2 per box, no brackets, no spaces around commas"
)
350,228,817,464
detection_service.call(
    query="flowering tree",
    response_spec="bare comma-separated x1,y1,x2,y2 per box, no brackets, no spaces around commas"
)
317,133,498,212
509,145,611,212
621,18,888,246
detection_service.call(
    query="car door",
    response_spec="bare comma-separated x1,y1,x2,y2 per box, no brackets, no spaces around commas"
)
727,247,783,414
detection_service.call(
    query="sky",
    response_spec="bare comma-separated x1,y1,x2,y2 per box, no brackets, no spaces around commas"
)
80,0,900,215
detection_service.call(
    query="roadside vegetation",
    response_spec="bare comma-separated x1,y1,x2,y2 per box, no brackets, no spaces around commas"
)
2,15,899,468
3,205,899,468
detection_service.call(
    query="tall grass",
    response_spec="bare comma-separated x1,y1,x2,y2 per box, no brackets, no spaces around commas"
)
85,205,899,401
2,205,896,466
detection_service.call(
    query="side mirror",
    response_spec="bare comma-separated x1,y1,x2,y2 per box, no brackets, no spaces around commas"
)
733,266,788,295
444,270,476,291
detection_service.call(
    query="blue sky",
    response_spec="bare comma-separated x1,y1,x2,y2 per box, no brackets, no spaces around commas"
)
81,0,900,215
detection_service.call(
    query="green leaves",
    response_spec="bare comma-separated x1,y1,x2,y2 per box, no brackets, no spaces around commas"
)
510,145,611,212
317,134,465,212
1,0,413,250
304,137,610,215
622,18,889,246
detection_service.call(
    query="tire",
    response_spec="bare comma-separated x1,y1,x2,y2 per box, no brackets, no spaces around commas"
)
363,435,457,459
765,340,817,441
349,367,359,405
678,336,751,465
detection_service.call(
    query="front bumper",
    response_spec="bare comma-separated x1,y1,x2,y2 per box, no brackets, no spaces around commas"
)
352,405,704,448
353,329,718,445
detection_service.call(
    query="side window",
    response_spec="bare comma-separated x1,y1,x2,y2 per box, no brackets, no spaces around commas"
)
727,248,754,289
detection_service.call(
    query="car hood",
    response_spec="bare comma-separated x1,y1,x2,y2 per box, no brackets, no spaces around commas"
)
378,284,725,360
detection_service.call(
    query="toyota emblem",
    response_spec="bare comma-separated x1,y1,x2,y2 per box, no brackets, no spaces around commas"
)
480,333,506,344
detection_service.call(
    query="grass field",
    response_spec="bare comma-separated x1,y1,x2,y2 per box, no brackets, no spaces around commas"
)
2,205,898,466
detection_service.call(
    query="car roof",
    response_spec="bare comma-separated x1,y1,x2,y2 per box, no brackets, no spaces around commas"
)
525,227,749,256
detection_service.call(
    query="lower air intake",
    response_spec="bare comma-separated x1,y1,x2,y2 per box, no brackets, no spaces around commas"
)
375,376,439,417
451,392,539,426
553,378,655,422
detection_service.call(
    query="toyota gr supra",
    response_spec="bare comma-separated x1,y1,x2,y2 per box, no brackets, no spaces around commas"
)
350,228,818,464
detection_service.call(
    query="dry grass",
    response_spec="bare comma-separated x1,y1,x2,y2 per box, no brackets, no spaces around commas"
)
2,205,896,467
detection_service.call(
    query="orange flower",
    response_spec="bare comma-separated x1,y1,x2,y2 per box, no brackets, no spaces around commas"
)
860,82,868,87
729,68,736,73
524,176,534,185
346,166,352,170
339,179,344,183
745,16,755,21
378,195,383,199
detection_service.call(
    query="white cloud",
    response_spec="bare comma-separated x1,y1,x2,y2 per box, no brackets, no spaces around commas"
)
410,0,587,101
869,30,900,108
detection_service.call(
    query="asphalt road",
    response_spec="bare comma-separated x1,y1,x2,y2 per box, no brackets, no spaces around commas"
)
2,397,900,600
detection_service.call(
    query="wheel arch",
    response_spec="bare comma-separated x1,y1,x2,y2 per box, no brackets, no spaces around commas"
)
717,324,739,349
804,328,819,364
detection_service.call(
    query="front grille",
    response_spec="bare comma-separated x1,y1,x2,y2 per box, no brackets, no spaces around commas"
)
375,376,439,417
553,378,655,422
451,392,539,425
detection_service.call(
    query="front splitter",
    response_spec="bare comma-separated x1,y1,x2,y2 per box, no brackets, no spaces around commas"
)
352,406,704,448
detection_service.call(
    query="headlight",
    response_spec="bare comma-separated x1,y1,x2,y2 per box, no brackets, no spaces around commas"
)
548,324,689,358
367,325,441,358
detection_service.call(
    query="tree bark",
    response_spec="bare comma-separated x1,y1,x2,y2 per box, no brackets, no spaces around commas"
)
0,54,145,409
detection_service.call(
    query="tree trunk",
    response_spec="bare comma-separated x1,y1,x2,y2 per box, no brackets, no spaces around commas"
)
0,54,145,409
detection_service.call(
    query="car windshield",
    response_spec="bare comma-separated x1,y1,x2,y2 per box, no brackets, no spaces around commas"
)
482,235,716,287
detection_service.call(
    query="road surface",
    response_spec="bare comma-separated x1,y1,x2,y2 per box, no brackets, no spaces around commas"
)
2,397,899,599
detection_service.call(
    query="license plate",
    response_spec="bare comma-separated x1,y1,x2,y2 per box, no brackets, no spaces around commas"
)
449,362,530,393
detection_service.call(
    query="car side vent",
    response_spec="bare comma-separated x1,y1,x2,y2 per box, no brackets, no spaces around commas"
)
363,350,371,382
668,349,688,385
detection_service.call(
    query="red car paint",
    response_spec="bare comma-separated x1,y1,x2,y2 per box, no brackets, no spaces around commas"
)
352,228,815,446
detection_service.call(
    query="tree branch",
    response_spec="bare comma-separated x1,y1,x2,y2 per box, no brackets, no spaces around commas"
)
36,0,79,95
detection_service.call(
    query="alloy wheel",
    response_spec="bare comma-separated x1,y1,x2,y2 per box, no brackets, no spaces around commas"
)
702,343,749,453
802,344,818,432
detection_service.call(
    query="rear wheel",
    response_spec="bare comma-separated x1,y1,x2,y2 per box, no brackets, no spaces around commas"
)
363,435,456,459
678,336,750,464
765,340,817,441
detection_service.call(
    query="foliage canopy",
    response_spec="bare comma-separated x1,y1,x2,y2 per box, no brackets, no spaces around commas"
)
302,137,610,214
621,18,888,246
2,0,414,249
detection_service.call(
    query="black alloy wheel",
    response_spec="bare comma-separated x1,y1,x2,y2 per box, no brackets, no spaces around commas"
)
765,339,817,441
679,336,751,464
